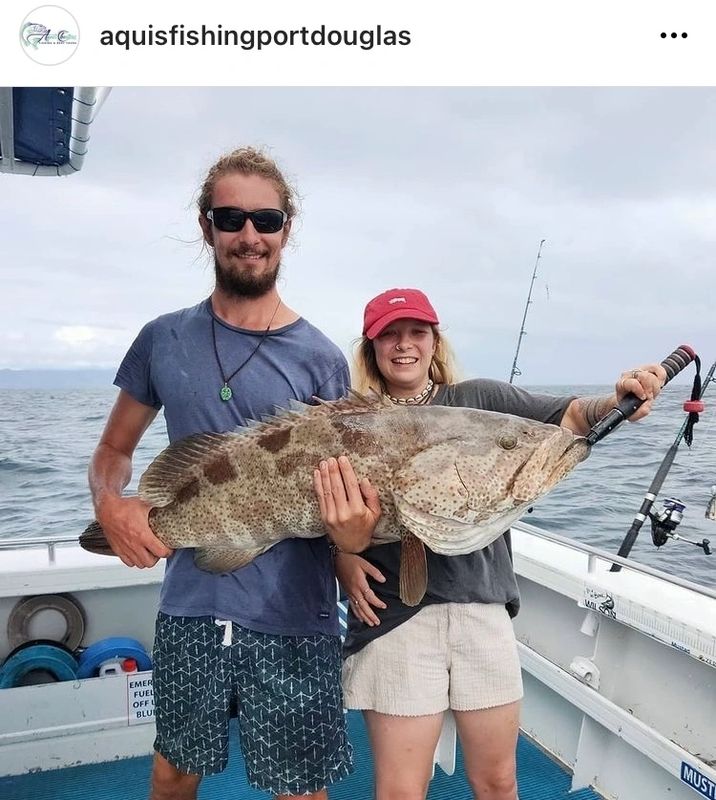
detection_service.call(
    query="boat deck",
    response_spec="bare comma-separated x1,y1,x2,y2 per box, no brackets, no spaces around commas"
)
1,711,600,800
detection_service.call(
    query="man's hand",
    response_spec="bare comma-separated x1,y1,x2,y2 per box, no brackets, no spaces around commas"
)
313,456,381,553
96,494,172,568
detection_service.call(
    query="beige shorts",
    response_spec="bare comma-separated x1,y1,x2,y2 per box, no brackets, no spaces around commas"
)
342,602,523,716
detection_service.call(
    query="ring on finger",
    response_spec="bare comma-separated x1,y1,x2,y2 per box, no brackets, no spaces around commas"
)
631,369,640,379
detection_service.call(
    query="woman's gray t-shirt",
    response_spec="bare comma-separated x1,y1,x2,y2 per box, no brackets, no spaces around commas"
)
342,378,575,657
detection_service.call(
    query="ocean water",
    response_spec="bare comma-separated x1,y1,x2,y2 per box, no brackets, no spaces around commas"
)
0,384,714,588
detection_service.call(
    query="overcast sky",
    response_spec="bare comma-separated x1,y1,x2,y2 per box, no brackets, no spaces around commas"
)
2,87,714,384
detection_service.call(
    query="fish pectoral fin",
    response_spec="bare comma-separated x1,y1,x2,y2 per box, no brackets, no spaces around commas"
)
138,431,236,507
399,532,428,607
393,491,513,556
194,546,268,574
393,489,472,542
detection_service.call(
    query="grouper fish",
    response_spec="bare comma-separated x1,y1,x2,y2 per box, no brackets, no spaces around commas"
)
80,393,590,605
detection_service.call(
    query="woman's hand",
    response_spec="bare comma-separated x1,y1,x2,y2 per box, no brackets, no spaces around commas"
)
334,552,387,627
562,361,668,434
313,455,381,553
615,363,667,422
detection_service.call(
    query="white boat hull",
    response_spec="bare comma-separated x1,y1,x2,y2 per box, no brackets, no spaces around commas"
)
1,524,714,800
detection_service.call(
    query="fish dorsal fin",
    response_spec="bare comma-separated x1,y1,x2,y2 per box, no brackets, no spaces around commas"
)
313,388,391,411
257,391,389,429
286,398,312,413
138,431,235,507
399,531,428,606
138,392,392,508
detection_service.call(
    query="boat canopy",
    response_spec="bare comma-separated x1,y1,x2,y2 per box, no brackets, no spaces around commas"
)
0,87,110,176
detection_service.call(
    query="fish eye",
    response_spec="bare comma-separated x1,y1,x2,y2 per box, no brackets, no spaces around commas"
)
498,435,518,450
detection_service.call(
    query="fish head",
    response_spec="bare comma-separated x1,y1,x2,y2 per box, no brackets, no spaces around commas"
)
392,409,590,555
456,415,590,508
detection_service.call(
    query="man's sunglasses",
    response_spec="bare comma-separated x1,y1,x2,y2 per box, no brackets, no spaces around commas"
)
207,207,288,234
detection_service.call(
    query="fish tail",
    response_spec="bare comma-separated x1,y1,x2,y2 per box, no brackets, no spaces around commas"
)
79,520,116,557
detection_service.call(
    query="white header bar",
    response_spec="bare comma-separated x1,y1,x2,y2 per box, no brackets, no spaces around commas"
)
5,0,716,86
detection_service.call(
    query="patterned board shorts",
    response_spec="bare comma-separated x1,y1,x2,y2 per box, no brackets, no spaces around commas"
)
152,613,353,796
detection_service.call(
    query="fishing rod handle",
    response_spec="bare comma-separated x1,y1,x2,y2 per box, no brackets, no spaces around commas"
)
586,345,696,446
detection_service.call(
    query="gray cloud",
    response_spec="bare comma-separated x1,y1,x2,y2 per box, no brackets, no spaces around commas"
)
2,87,714,383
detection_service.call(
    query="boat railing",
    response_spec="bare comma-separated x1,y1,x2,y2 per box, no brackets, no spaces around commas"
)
514,520,716,600
0,535,87,563
1,524,714,601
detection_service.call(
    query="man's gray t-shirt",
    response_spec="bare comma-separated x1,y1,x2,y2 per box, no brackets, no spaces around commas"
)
115,298,350,637
342,378,575,656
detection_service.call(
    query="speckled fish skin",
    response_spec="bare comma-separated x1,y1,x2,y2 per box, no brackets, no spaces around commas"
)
122,393,589,572
706,487,716,522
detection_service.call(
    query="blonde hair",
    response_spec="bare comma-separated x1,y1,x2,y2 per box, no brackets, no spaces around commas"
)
352,326,460,394
197,146,298,220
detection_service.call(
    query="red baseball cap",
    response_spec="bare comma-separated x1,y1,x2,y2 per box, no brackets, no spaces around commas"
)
362,288,440,340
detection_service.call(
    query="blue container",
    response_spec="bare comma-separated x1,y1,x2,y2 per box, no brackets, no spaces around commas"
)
77,637,152,679
0,643,79,688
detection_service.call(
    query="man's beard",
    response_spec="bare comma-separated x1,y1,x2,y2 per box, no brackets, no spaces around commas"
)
214,252,281,299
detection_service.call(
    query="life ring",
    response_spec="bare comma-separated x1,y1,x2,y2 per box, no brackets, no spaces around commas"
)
7,593,86,651
0,641,79,688
77,637,152,679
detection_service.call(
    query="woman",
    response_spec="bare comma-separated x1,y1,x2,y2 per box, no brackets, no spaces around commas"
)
313,287,666,800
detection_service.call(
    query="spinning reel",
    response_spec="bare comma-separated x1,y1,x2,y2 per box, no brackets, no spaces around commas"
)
649,497,711,555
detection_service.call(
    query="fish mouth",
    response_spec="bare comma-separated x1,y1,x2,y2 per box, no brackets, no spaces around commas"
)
510,431,589,502
544,434,590,485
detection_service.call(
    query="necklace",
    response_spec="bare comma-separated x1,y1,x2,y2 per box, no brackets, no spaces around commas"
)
211,299,281,401
385,379,434,405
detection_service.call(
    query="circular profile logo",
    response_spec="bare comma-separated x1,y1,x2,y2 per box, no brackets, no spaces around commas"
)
20,6,79,65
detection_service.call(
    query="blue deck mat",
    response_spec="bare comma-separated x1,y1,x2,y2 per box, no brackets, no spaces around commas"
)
1,711,601,800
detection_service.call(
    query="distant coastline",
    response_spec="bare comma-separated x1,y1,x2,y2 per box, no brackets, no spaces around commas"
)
0,369,116,390
0,368,693,392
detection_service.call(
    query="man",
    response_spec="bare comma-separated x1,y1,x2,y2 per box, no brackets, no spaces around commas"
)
89,147,379,800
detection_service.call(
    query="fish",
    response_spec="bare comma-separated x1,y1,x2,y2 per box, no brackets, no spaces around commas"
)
706,486,716,522
80,392,590,605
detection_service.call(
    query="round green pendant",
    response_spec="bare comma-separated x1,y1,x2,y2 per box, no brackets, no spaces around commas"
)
220,385,233,401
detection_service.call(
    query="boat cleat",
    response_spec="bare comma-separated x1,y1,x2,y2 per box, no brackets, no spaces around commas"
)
569,656,600,689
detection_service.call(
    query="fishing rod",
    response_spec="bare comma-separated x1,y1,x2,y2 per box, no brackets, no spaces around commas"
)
509,239,545,384
601,351,715,572
585,345,699,446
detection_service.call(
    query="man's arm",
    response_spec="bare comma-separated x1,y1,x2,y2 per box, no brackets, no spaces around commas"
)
89,389,172,568
560,364,667,435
